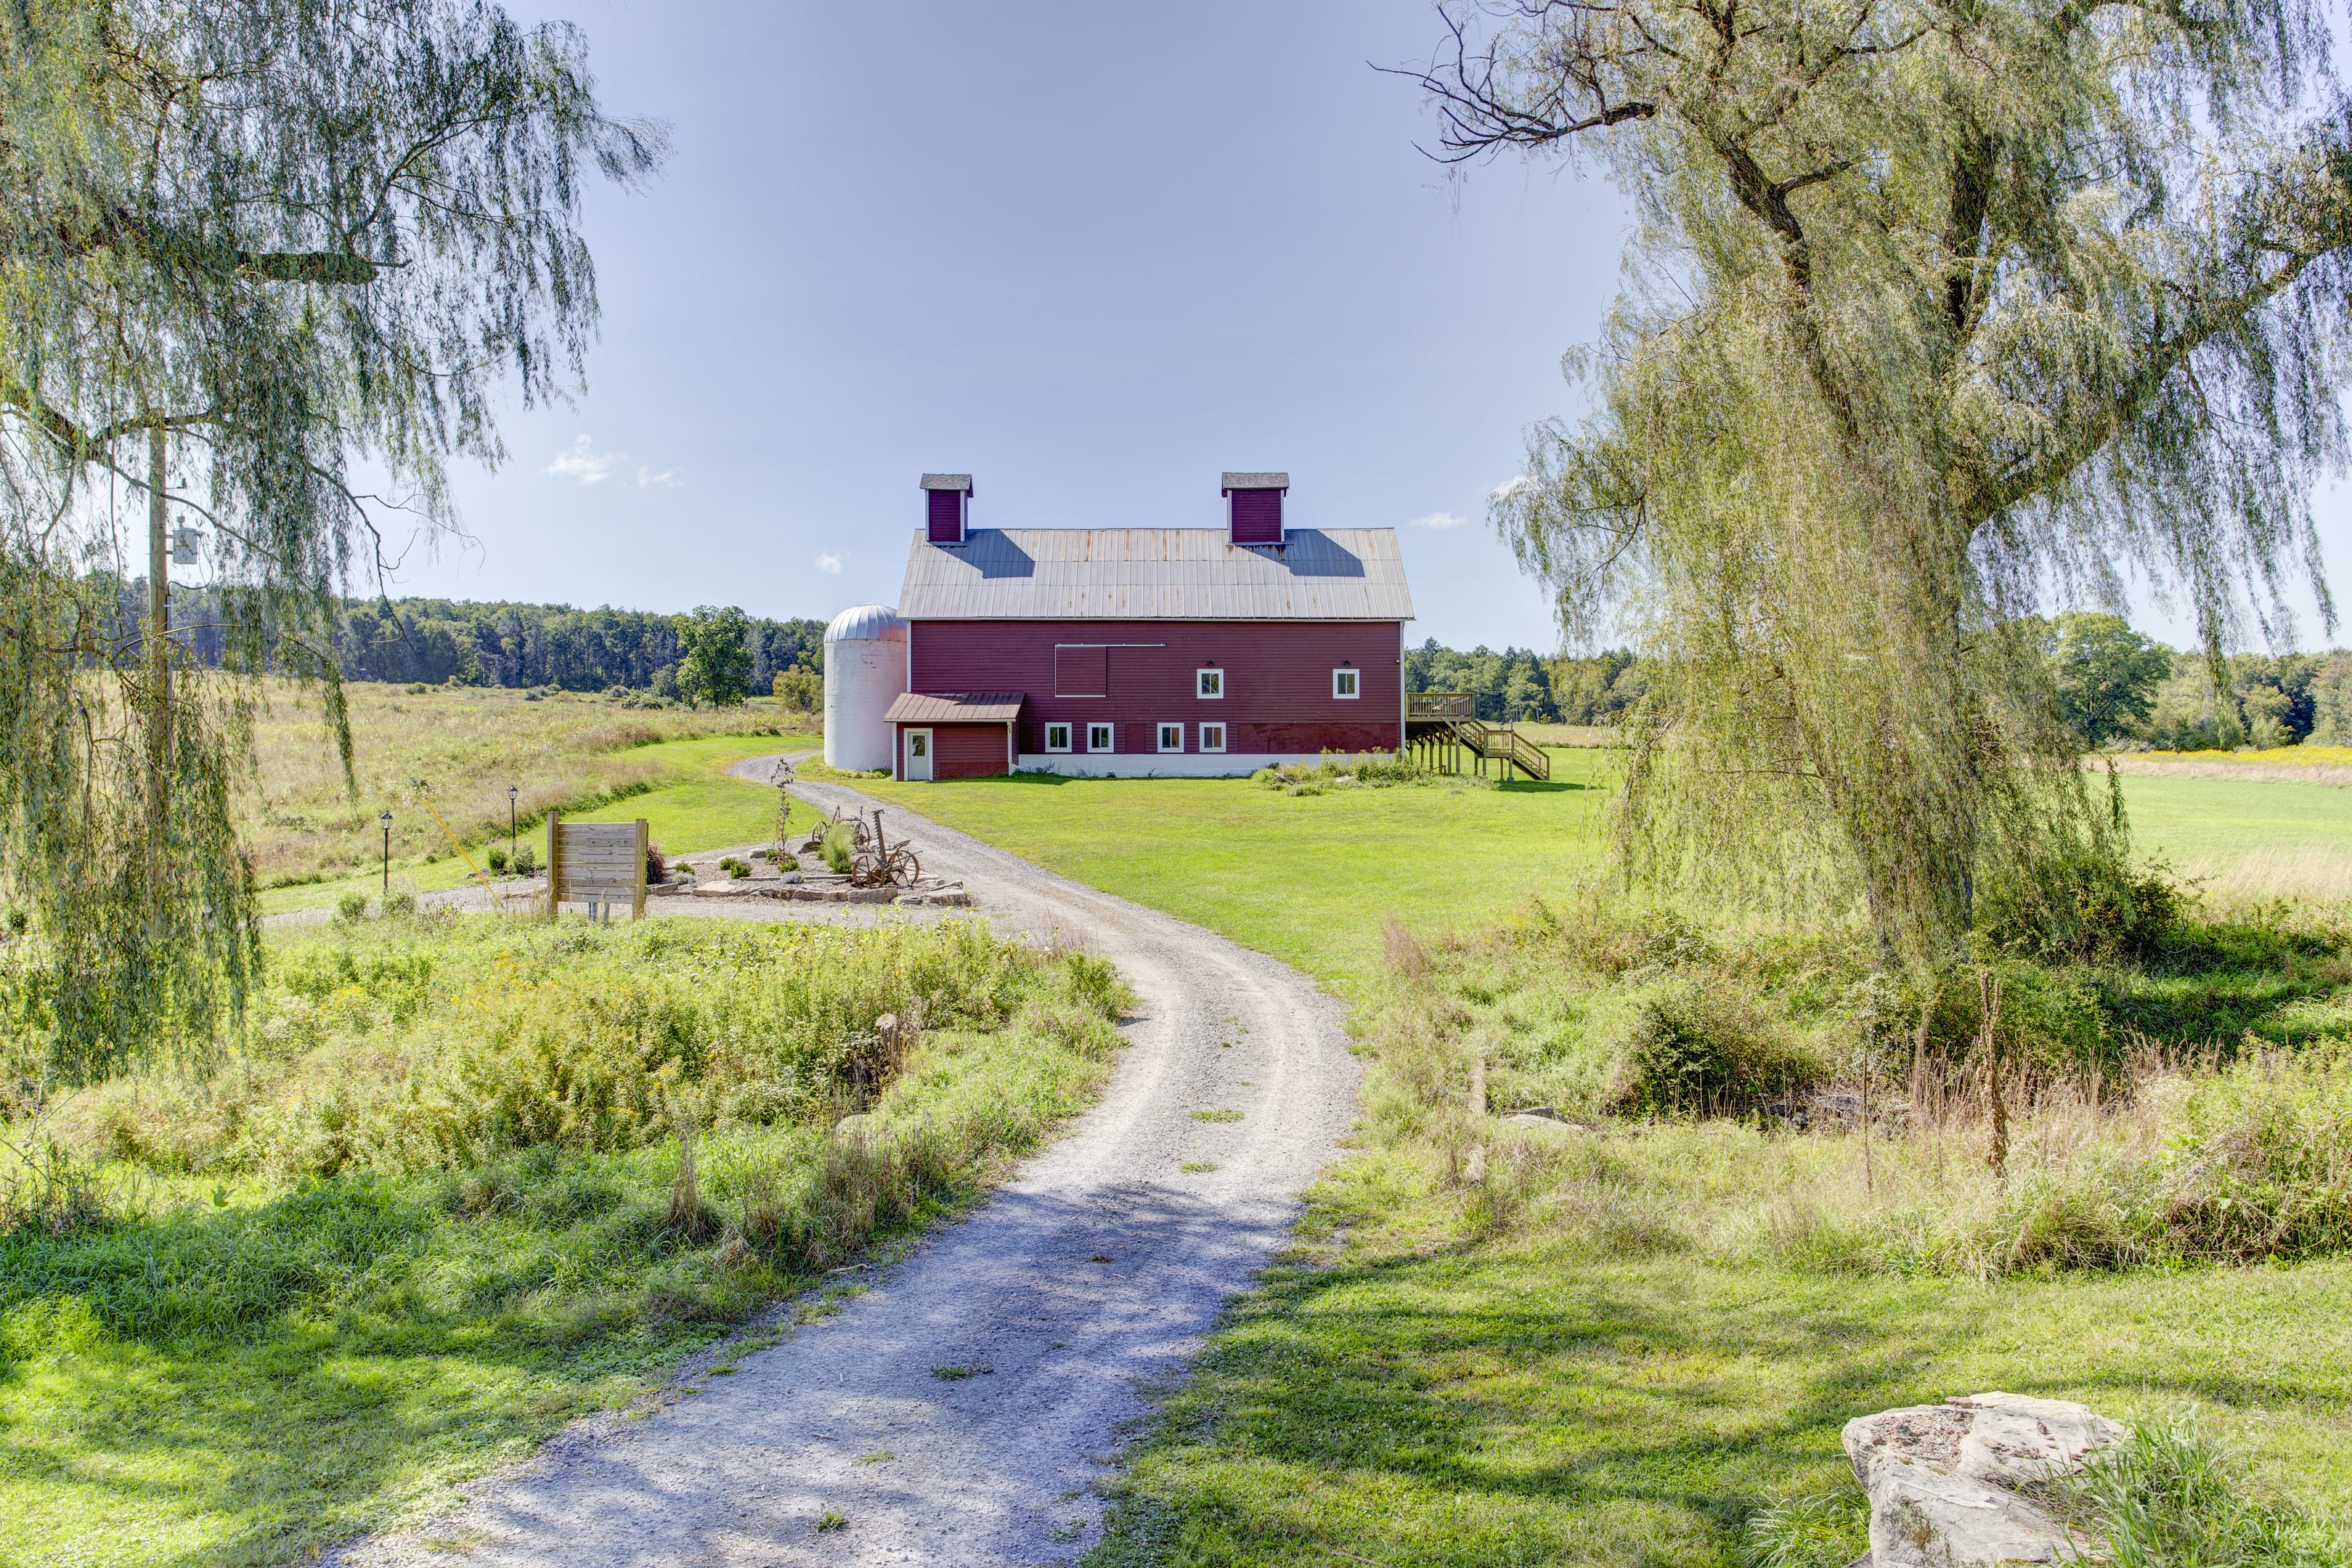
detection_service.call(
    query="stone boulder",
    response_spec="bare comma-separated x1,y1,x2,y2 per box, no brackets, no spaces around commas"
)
1842,1392,2127,1568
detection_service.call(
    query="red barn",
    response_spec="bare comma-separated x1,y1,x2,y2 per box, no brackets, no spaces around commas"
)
882,473,1415,780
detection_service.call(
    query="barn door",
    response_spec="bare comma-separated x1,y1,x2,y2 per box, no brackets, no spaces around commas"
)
906,728,933,781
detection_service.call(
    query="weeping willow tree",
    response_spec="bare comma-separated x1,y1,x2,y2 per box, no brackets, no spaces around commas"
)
1415,0,2352,969
0,0,661,1082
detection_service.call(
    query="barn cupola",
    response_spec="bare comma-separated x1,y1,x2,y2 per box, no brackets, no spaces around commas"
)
1221,472,1288,547
921,473,974,545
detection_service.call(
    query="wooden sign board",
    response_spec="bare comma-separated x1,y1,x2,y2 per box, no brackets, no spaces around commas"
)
545,813,648,919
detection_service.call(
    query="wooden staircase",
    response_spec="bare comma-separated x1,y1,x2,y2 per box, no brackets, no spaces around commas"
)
1404,694,1550,781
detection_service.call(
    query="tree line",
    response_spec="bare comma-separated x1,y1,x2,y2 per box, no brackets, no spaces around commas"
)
1414,618,2352,754
1404,640,1647,725
131,584,825,698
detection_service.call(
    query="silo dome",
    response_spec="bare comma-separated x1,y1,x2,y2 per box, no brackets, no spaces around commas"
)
823,604,909,771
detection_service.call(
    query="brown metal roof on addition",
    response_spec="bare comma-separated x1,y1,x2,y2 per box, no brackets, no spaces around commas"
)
882,691,1027,723
896,528,1414,622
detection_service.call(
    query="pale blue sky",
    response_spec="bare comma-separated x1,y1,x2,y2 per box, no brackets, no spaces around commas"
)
391,1,2344,653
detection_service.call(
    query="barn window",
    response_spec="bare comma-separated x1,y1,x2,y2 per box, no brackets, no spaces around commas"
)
1199,722,1226,753
1157,722,1184,754
1086,722,1114,752
1044,722,1071,753
1196,668,1223,698
1332,668,1360,699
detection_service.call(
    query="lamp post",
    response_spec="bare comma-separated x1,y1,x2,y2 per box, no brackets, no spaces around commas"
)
379,812,392,905
507,785,518,873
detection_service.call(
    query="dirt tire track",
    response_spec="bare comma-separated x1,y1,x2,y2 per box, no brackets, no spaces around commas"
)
334,764,1360,1567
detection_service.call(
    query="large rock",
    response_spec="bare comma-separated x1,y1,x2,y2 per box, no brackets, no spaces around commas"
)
1842,1392,2127,1568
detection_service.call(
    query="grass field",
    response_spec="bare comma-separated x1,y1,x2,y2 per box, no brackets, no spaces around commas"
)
849,752,1622,999
850,751,2349,1000
252,692,814,914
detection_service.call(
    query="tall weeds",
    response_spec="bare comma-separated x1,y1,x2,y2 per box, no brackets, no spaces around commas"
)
1364,891,2352,1278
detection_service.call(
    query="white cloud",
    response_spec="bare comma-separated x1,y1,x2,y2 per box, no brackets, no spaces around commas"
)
637,465,681,489
1408,510,1469,531
545,434,622,485
1489,475,1534,502
815,551,843,574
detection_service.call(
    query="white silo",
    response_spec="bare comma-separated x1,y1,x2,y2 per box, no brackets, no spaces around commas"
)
823,604,910,771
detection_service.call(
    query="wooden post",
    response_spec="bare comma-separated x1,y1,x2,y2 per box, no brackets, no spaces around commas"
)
545,809,561,920
632,817,648,920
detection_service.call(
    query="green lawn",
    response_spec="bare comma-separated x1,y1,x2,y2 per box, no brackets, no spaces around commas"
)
850,758,2348,998
850,752,1621,999
1096,1238,2352,1565
261,732,810,914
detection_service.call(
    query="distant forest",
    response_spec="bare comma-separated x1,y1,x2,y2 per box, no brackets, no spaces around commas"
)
147,588,826,695
1404,640,1645,725
1407,621,2352,752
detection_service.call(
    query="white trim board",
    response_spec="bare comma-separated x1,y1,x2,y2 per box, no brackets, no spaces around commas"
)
1010,752,1335,780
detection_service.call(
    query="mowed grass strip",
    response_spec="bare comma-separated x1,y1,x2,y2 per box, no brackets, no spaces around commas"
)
848,752,1621,999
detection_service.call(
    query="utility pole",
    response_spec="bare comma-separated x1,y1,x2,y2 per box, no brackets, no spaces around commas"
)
146,425,170,823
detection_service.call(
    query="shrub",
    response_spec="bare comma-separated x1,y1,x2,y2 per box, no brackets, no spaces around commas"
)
383,892,418,919
512,844,536,877
1603,981,1823,1116
335,891,369,923
486,846,509,875
645,841,667,883
1978,849,2181,965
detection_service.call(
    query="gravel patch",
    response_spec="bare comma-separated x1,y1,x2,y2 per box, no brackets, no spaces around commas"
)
330,761,1362,1567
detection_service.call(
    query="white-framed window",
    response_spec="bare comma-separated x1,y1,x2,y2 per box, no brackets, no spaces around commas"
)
1157,722,1184,754
1086,722,1115,753
1196,668,1224,699
1332,667,1361,699
1199,722,1226,753
1043,721,1072,753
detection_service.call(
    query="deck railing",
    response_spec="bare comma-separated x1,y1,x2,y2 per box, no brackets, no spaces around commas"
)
1407,691,1476,720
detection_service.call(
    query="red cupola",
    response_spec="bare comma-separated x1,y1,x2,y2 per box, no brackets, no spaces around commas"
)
921,473,973,545
1221,472,1287,547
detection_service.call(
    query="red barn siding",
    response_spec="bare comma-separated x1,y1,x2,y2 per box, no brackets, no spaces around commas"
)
1227,489,1283,544
926,489,965,544
899,721,1009,779
909,620,1402,757
1054,643,1107,697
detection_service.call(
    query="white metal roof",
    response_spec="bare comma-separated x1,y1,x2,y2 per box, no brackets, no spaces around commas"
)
897,528,1415,622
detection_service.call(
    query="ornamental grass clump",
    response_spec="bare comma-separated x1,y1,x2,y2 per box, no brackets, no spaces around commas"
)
821,822,857,875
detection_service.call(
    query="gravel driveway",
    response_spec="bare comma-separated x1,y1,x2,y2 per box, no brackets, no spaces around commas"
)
335,762,1362,1567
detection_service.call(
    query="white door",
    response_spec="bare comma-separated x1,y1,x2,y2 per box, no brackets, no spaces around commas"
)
906,728,933,781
